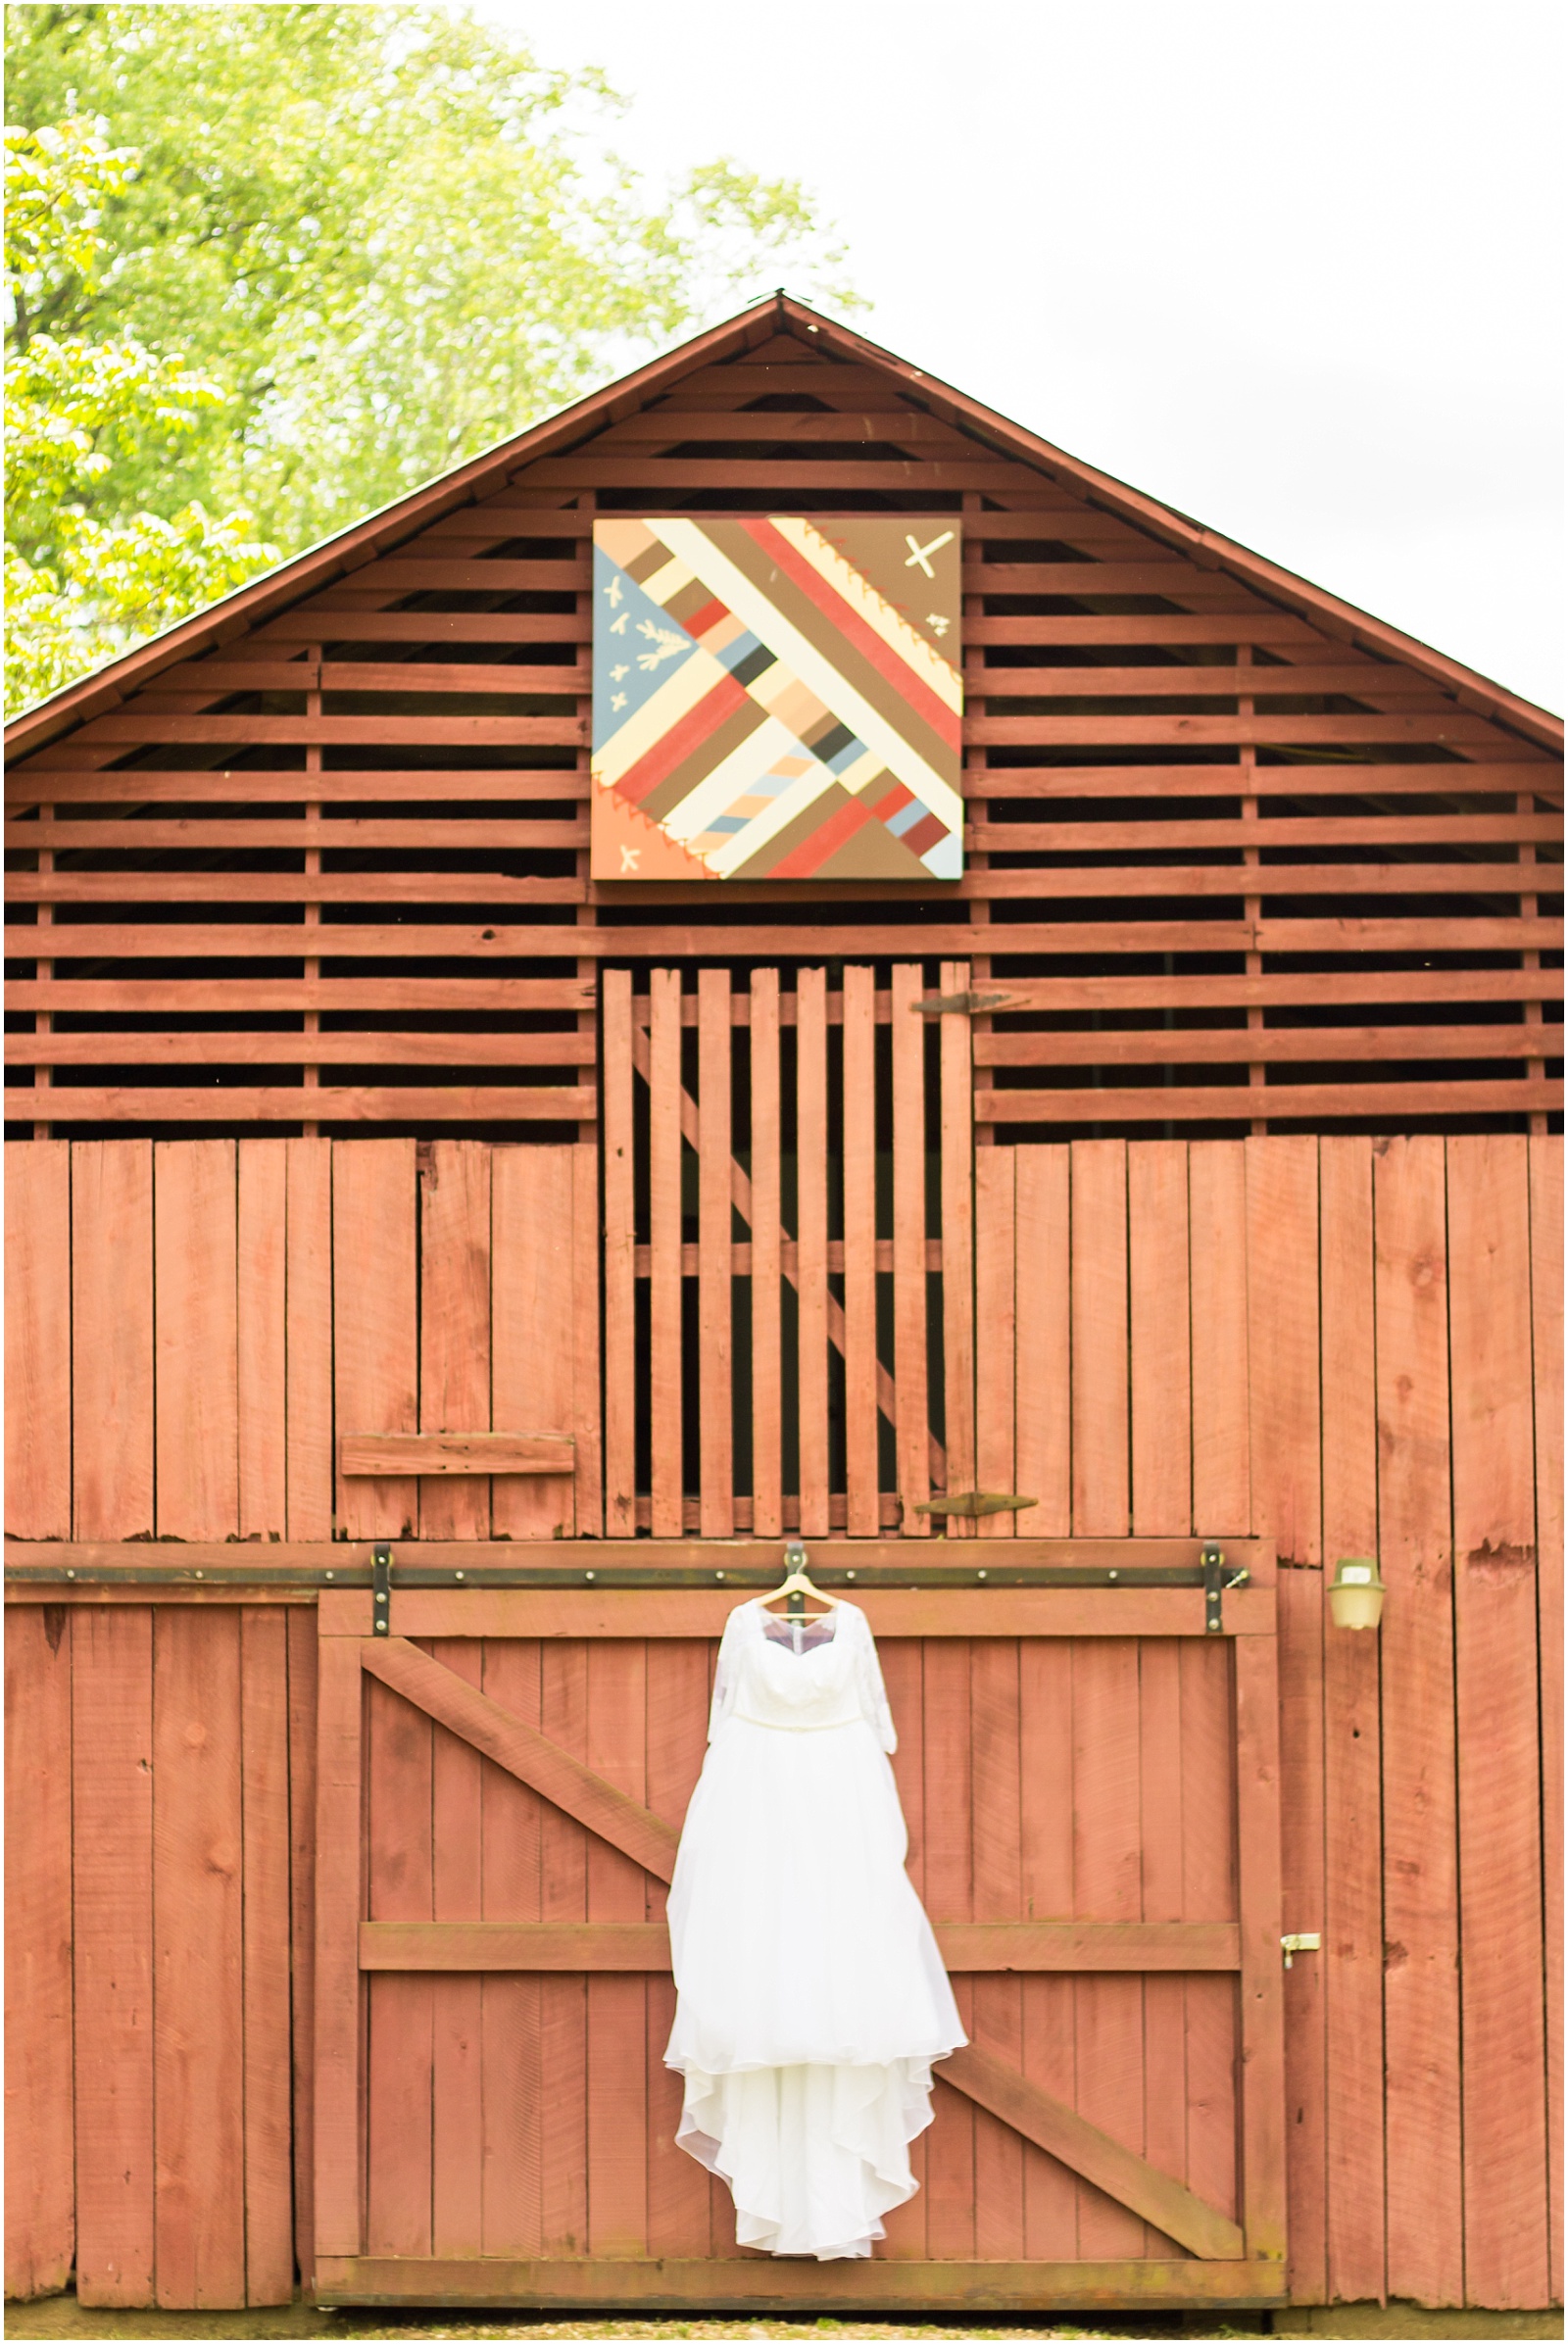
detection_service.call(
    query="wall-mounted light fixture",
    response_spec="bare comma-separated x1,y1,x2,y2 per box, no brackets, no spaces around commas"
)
1329,1556,1386,1632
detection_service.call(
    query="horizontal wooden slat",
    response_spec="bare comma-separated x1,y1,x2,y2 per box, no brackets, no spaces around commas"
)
968,714,1506,748
944,2043,1246,2261
952,969,1561,1012
344,559,589,591
960,773,1556,810
357,1918,1241,1973
321,1586,1277,1637
2,978,595,1011
516,459,1040,491
71,715,586,747
2,1086,596,1124
7,771,591,806
140,660,592,699
977,1078,1561,1122
314,2255,1290,2309
9,819,588,851
13,864,1560,910
9,1534,1269,1571
10,915,1559,959
253,611,592,643
968,814,1559,850
629,1238,944,1276
967,613,1322,645
965,665,1449,702
339,1433,572,1477
595,409,973,443
974,1026,1558,1068
5,1032,594,1068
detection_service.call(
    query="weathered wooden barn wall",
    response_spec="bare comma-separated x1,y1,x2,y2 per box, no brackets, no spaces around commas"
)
4,1131,1560,2310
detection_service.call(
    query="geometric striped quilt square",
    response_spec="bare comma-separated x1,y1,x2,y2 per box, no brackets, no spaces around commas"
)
591,516,963,881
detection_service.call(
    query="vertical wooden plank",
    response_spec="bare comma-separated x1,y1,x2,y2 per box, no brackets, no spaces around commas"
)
493,1147,575,1540
539,1644,589,2254
1318,1136,1386,2307
1070,1139,1129,1537
586,1641,650,2255
5,1606,74,2297
698,968,734,1536
237,1142,287,1539
1234,1629,1289,2271
73,1140,154,1538
333,1141,417,1540
314,1633,365,2261
284,1138,333,1541
879,1637,928,2260
1018,1637,1078,2257
921,1636,974,2256
1530,1137,1564,2305
970,1637,1024,2253
240,1608,294,2305
364,1665,433,2259
419,1141,492,1541
479,1637,543,2259
1181,1636,1239,2230
974,1148,1016,1538
1374,1135,1462,2307
891,962,931,1532
649,970,684,1539
645,1640,712,2257
154,1609,245,2307
939,961,976,1531
1071,1636,1146,2258
1139,1635,1188,2247
1013,1145,1070,1538
843,963,879,1536
1447,1135,1548,2308
603,970,637,1535
796,965,830,1537
1129,1142,1194,2254
1247,1135,1326,2303
1129,1141,1191,1537
286,1609,318,2292
73,1606,155,2306
572,1138,604,1538
155,1140,239,1540
4,1141,71,1538
750,969,783,1540
431,1642,484,2260
1189,1142,1250,1537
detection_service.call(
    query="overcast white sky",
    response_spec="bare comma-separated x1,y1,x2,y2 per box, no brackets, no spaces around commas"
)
481,0,1563,713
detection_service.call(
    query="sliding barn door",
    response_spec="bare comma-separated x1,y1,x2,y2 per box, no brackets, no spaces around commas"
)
312,1563,1287,2312
600,964,977,1539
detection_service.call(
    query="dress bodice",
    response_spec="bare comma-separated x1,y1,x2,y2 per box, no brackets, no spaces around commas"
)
708,1599,897,1749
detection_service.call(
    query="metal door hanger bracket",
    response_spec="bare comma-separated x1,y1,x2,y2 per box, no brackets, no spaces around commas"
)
1201,1542,1250,1634
372,1541,392,1635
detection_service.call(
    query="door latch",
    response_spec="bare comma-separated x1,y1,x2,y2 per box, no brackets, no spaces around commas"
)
372,1540,392,1636
1281,1932,1321,1969
1201,1541,1250,1633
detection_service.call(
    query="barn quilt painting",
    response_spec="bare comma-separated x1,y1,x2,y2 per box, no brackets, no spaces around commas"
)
591,516,963,881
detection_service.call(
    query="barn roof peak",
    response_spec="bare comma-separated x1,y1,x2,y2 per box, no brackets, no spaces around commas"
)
6,288,1560,757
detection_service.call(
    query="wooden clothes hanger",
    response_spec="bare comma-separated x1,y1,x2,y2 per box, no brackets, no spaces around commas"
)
759,1538,837,1620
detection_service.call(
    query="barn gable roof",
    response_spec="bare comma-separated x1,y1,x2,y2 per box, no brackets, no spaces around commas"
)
6,290,1560,758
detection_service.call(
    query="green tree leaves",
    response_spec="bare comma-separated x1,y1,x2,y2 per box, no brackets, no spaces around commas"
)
5,6,860,711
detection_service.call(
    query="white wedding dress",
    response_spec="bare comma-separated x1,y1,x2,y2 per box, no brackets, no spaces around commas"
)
664,1597,965,2260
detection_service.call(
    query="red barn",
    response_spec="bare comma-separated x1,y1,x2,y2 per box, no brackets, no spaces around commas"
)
5,294,1561,2320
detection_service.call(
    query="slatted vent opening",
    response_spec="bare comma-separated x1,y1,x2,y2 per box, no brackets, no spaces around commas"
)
7,329,1561,1137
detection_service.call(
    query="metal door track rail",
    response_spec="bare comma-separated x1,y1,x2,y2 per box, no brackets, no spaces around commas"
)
7,1542,1250,1622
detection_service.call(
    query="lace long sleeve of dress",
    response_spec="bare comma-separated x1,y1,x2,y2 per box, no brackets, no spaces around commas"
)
855,1611,899,1752
707,1606,748,1740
